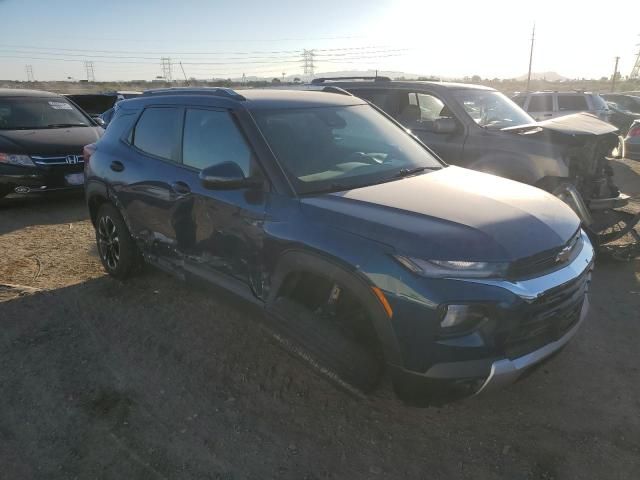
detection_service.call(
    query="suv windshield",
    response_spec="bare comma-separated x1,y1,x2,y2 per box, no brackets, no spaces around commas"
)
254,104,442,194
453,90,533,129
0,97,90,130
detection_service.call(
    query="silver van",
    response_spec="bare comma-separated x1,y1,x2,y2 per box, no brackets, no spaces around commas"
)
513,91,610,123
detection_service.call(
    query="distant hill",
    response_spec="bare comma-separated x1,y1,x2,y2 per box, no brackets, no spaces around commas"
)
516,71,567,81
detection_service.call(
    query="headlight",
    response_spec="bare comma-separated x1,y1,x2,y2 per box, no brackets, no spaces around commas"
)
394,255,508,278
0,153,35,167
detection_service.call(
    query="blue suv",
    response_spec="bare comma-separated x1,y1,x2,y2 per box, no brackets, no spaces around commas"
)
85,87,593,404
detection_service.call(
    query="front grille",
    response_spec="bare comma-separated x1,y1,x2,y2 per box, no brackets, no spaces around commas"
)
507,230,582,279
500,268,590,359
31,154,83,166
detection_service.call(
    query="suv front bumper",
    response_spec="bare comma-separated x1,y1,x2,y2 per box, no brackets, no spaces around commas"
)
389,231,594,405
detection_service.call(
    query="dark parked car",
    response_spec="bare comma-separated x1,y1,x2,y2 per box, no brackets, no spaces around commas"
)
66,91,142,118
601,93,640,134
0,88,103,199
623,119,640,160
85,87,593,404
315,78,628,245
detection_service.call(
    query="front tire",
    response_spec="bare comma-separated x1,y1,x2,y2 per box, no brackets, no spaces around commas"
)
95,203,139,279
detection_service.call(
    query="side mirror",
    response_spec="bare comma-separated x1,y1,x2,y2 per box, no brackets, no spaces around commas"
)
431,117,457,134
199,161,261,190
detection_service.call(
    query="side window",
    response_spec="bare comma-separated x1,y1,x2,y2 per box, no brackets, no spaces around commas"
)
133,107,182,161
557,95,588,111
182,109,252,175
416,93,447,121
527,95,553,112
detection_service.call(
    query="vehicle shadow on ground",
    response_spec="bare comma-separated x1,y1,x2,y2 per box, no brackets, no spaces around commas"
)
1,257,639,479
613,158,640,198
0,192,88,236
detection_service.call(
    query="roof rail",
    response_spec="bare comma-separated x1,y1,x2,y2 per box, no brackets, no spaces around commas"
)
142,87,246,101
321,86,354,96
311,76,391,85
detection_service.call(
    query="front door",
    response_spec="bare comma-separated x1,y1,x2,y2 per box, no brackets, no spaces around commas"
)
352,89,465,162
175,107,268,299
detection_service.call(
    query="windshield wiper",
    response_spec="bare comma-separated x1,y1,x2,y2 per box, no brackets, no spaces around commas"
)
45,123,87,128
393,166,439,178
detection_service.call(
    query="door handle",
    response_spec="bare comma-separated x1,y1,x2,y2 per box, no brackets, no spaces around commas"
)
171,181,191,196
110,160,124,172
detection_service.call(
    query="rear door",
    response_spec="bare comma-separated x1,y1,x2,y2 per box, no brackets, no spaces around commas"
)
116,105,192,264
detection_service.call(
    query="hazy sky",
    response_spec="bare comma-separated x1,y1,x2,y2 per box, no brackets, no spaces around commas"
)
0,0,638,81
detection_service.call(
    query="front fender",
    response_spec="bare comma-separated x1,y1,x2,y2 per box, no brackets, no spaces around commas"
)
266,249,403,365
467,152,568,186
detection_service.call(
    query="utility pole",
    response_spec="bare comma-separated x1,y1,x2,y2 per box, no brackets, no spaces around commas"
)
160,57,173,82
611,56,620,92
282,72,286,82
526,23,535,92
179,61,189,86
25,65,34,82
303,49,315,78
242,73,246,85
84,61,95,82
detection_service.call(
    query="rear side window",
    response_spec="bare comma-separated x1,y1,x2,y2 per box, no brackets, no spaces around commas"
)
512,96,526,107
527,95,553,112
133,107,182,161
557,95,588,111
182,108,252,175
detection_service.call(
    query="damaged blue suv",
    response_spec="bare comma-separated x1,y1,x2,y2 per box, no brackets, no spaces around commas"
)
85,88,593,404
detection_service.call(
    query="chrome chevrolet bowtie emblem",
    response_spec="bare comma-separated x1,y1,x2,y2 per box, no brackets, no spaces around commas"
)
555,244,573,263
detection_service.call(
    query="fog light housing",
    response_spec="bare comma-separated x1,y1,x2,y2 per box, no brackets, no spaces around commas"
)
439,304,488,334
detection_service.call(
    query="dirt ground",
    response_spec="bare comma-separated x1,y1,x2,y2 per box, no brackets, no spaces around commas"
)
1,161,639,480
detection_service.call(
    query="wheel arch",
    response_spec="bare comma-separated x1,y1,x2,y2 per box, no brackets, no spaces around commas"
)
266,249,403,365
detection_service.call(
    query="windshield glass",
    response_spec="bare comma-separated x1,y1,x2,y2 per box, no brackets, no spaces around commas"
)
0,97,90,130
254,104,442,195
452,90,533,129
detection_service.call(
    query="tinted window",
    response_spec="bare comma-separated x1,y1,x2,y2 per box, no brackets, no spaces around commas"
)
417,93,447,120
512,96,526,107
182,109,252,175
133,107,182,161
557,95,588,111
0,97,89,130
527,95,553,112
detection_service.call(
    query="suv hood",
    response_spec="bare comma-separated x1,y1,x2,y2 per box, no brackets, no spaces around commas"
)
301,166,580,261
0,127,103,155
502,112,618,136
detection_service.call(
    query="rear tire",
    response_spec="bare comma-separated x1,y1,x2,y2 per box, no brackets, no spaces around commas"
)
95,203,139,280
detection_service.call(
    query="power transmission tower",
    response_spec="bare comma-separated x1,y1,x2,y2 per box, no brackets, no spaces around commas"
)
160,57,173,82
303,49,315,77
25,65,34,82
631,38,640,79
84,61,95,82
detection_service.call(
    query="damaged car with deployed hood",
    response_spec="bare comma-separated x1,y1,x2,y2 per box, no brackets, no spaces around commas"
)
85,88,593,404
314,78,635,247
0,88,103,199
